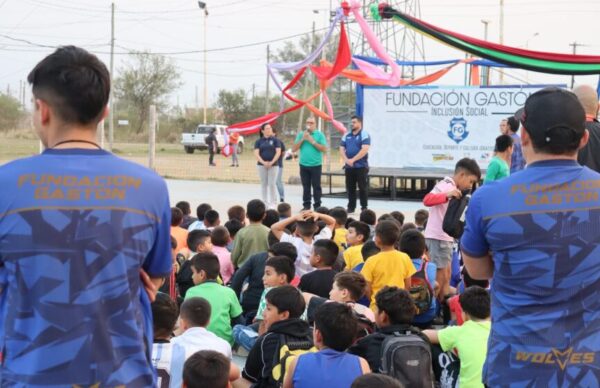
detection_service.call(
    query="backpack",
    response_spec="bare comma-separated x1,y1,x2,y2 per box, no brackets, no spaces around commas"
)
380,330,435,388
442,189,471,239
353,310,376,341
204,134,212,145
409,262,434,315
271,334,317,385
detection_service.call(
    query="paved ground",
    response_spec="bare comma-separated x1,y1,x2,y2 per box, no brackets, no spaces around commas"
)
166,178,426,222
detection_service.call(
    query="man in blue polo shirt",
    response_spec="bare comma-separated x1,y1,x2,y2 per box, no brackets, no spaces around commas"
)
0,46,171,386
461,87,600,387
340,115,371,213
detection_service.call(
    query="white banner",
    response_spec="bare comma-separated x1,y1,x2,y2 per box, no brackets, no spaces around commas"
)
363,86,546,170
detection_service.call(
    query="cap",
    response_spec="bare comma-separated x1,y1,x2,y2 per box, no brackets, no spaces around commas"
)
518,87,586,150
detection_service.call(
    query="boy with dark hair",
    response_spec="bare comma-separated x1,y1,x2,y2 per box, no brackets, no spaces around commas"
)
151,293,179,388
177,230,213,298
361,220,416,309
359,209,377,237
277,202,292,219
271,210,336,277
188,203,212,231
298,239,339,298
284,303,370,387
343,220,370,270
241,286,312,388
176,201,197,229
231,242,298,321
185,252,243,344
349,287,428,372
204,209,220,230
424,286,491,388
227,205,246,225
211,226,234,284
329,207,349,251
232,199,270,268
171,207,189,253
263,209,280,228
3,46,173,386
390,211,405,226
183,350,238,388
351,374,403,388
223,219,243,251
399,229,438,328
506,115,525,172
423,158,480,299
484,134,513,184
414,209,429,232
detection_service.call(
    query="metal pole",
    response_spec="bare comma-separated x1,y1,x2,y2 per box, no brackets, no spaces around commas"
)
149,105,156,170
481,20,490,86
498,0,504,84
570,42,579,88
108,2,115,151
203,9,208,124
265,44,270,114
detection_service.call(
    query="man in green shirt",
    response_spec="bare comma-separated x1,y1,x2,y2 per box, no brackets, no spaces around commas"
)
484,134,513,184
424,286,491,388
185,252,244,344
292,116,328,210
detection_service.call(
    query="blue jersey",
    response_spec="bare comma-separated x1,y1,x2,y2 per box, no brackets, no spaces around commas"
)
461,160,600,387
340,129,370,168
0,148,172,387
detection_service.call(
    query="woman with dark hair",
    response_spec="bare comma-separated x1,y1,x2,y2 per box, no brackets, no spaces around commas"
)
254,123,282,209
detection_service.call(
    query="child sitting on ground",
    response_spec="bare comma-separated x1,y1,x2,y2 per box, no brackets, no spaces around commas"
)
185,252,243,345
224,219,243,252
414,209,429,232
359,209,376,239
283,302,370,388
211,226,235,284
204,209,220,231
232,199,270,268
348,286,428,372
423,158,480,299
233,256,296,351
182,350,240,388
151,293,179,388
399,229,439,329
304,271,375,323
230,242,298,323
177,230,213,298
361,220,416,309
171,207,189,253
298,239,339,298
423,286,491,388
227,205,246,225
329,207,348,252
343,221,370,270
187,203,212,231
277,202,292,219
271,210,336,277
241,286,312,387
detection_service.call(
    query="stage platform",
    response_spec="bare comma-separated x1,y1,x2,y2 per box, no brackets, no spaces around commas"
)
322,167,454,201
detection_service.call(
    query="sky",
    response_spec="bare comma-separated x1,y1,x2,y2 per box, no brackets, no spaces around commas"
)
1,0,599,111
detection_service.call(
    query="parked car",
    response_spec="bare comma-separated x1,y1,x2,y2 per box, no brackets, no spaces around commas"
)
181,124,244,154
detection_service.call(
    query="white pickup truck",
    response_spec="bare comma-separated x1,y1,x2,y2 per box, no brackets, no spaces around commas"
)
181,124,244,154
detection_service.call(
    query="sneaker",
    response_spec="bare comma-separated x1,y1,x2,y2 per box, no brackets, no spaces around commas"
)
209,163,216,166
347,208,356,214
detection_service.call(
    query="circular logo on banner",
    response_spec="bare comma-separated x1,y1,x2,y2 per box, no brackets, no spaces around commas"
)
448,117,469,144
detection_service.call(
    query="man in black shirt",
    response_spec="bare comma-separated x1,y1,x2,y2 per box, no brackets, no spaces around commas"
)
206,128,218,166
574,85,600,172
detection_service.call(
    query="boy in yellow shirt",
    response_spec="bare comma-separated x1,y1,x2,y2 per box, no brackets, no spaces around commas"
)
361,220,416,309
343,221,371,270
329,207,348,252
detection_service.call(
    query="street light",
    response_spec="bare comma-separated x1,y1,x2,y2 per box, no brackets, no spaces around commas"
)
198,1,208,124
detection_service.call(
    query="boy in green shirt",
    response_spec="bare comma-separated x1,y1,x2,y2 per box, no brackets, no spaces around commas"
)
231,199,270,268
185,252,243,345
423,286,491,388
484,134,513,184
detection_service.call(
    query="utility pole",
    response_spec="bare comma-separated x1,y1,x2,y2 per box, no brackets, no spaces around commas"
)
499,0,504,84
195,86,199,110
481,20,490,86
108,1,115,151
251,83,255,100
569,42,584,88
265,44,270,114
202,4,208,124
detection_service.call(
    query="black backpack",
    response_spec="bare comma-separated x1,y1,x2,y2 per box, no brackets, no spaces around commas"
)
442,189,471,239
379,330,435,388
409,262,434,315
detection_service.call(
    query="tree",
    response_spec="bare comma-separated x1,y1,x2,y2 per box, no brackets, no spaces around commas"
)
0,93,25,131
215,89,250,125
114,52,181,133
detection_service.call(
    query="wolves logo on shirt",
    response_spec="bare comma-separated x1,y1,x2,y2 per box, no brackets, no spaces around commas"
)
448,117,468,144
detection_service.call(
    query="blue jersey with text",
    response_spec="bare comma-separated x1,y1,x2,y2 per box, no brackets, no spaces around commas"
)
340,129,370,168
461,160,600,387
0,149,172,387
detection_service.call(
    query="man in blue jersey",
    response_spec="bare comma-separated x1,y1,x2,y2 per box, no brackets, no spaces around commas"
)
0,46,172,386
340,115,371,213
461,87,600,387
